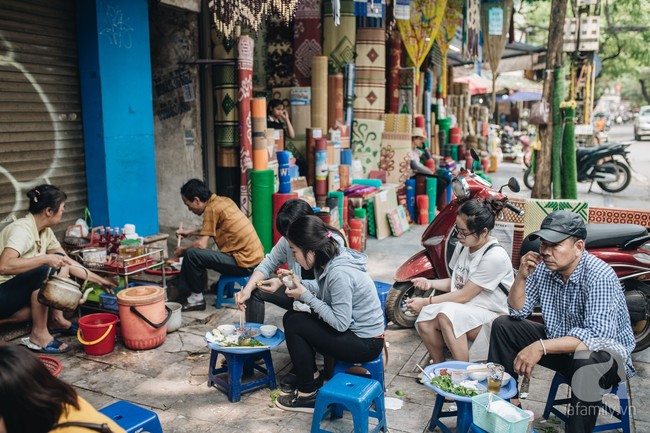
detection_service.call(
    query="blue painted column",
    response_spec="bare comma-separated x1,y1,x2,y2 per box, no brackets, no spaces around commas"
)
76,0,159,235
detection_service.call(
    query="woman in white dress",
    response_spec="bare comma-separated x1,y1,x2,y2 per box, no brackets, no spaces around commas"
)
405,198,514,362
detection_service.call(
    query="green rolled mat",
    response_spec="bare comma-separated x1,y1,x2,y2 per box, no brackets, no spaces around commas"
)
450,145,459,161
367,197,377,237
561,105,577,199
250,169,275,253
354,207,367,219
328,191,345,229
552,67,564,198
352,178,382,188
426,177,437,223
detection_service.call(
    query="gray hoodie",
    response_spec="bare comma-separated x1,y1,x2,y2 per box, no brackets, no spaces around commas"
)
299,247,385,339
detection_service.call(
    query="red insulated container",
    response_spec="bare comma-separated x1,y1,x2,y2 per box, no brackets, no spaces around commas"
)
117,286,170,350
449,127,462,145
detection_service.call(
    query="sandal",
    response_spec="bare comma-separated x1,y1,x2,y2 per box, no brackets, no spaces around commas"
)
21,337,71,354
49,322,79,337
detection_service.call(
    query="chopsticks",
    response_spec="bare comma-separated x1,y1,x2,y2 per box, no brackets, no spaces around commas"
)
176,222,183,248
452,367,489,374
236,292,244,330
416,364,433,381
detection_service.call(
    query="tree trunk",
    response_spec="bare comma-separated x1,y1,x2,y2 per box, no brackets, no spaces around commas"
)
532,0,568,198
640,79,650,104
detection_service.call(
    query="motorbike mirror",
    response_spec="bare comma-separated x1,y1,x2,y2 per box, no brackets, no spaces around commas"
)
498,177,521,194
470,148,479,163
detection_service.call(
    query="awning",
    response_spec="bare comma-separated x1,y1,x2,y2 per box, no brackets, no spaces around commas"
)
507,91,542,102
453,74,495,95
450,41,546,74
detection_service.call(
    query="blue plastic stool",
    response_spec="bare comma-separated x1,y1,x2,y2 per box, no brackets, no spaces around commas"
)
373,281,391,328
215,275,250,308
311,373,386,433
207,348,276,402
332,353,384,391
542,372,631,433
99,401,162,433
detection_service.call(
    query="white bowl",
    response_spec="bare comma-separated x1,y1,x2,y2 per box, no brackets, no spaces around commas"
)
502,372,512,386
259,324,278,338
467,364,489,382
217,324,236,336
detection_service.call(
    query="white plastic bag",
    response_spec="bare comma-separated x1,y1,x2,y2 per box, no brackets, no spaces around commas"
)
74,218,90,237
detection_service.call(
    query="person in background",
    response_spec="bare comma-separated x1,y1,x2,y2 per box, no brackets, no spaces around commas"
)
405,198,512,363
0,344,126,433
267,99,295,140
488,211,635,433
0,185,116,354
174,179,264,312
410,127,434,177
273,216,384,413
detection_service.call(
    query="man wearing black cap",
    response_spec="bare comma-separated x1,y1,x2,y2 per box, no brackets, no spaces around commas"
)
488,210,635,433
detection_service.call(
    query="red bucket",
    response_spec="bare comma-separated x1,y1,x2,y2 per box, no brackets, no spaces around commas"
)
78,313,119,356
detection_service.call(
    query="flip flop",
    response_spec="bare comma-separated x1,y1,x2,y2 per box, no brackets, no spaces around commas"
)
49,322,79,336
21,337,71,354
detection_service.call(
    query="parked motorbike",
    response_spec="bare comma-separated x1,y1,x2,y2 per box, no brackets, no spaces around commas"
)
523,142,632,193
386,153,524,329
387,149,650,352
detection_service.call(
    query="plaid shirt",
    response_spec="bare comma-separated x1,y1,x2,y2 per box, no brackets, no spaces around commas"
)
510,251,636,377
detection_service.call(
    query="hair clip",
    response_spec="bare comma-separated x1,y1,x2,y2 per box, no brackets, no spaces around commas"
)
326,231,333,238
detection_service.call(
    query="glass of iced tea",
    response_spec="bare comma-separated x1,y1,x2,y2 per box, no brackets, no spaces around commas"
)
486,363,505,394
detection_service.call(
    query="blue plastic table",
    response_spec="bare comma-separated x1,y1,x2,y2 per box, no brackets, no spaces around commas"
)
206,322,285,402
423,361,518,433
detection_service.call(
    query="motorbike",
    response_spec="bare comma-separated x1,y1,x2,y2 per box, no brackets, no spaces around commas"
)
385,154,524,329
523,142,632,193
387,151,650,352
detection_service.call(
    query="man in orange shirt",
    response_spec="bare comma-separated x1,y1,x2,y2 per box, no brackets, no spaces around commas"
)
174,179,265,311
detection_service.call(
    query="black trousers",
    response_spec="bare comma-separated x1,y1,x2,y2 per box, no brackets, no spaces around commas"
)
245,286,294,324
179,248,254,295
488,316,624,433
283,310,384,393
0,265,51,319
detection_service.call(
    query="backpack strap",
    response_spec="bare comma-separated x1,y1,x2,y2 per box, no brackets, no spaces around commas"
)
50,422,114,433
459,242,511,296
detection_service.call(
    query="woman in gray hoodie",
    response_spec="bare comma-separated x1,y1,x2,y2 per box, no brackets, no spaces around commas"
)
274,215,385,413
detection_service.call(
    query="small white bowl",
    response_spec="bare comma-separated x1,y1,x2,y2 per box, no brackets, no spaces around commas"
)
259,324,278,338
217,324,236,336
450,370,469,384
502,372,512,386
467,364,489,382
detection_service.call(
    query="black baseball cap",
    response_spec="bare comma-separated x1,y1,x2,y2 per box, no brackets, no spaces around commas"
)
527,210,587,243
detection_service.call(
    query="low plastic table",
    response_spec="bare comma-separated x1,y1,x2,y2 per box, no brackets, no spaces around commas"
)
206,322,285,402
423,361,518,433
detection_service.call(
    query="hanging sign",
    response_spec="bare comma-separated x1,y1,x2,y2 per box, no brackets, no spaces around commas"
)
488,7,503,35
394,0,410,20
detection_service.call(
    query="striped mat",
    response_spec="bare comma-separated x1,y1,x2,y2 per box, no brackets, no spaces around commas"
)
353,28,386,120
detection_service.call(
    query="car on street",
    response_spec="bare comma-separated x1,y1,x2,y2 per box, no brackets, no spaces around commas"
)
634,105,650,141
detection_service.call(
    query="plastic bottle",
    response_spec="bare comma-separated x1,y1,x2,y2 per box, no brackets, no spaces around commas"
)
523,410,535,433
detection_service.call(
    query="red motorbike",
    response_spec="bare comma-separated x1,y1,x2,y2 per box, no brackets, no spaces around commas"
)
386,160,650,352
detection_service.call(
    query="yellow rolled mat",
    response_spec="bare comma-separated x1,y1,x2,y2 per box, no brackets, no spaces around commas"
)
328,74,344,131
253,148,269,170
312,56,329,132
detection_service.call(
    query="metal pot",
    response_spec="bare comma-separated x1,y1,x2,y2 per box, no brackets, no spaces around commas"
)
71,247,107,269
38,267,92,312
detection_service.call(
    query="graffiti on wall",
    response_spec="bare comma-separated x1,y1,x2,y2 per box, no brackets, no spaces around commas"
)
100,4,134,49
0,33,63,221
153,68,195,121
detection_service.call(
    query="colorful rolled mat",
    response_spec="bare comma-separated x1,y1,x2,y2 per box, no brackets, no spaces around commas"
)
353,207,368,250
416,195,429,225
253,135,267,151
382,114,412,133
251,21,267,92
265,129,278,162
388,32,402,114
250,169,275,253
353,28,386,121
290,87,312,137
316,211,332,225
238,36,255,215
341,148,353,165
213,50,238,150
380,132,411,185
272,192,298,244
348,218,363,252
426,176,437,223
465,0,480,60
315,138,328,202
293,0,322,86
328,191,345,230
311,56,329,132
398,67,416,116
405,178,416,222
415,175,426,196
523,199,589,238
277,151,292,194
352,178,382,188
327,142,335,165
266,14,295,88
351,118,384,177
339,164,350,189
367,197,376,237
253,147,268,170
328,74,344,131
344,63,355,128
354,0,386,28
334,121,351,149
306,128,322,186
323,0,356,74
436,169,452,211
251,97,267,138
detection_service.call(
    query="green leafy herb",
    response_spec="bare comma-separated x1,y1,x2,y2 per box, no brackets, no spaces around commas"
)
395,390,405,396
429,375,481,397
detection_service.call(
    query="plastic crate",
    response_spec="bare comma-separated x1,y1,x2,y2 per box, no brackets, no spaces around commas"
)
471,393,530,433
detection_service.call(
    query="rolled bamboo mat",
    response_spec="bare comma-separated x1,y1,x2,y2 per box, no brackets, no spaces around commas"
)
272,193,298,244
351,118,384,177
344,63,355,128
323,0,356,73
293,0,322,86
388,31,402,114
250,169,275,253
306,128,322,187
238,35,255,216
354,28,386,120
312,56,328,131
328,74,344,131
315,137,328,204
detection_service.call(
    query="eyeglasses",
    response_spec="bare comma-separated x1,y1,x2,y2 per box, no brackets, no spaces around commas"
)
456,228,476,238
